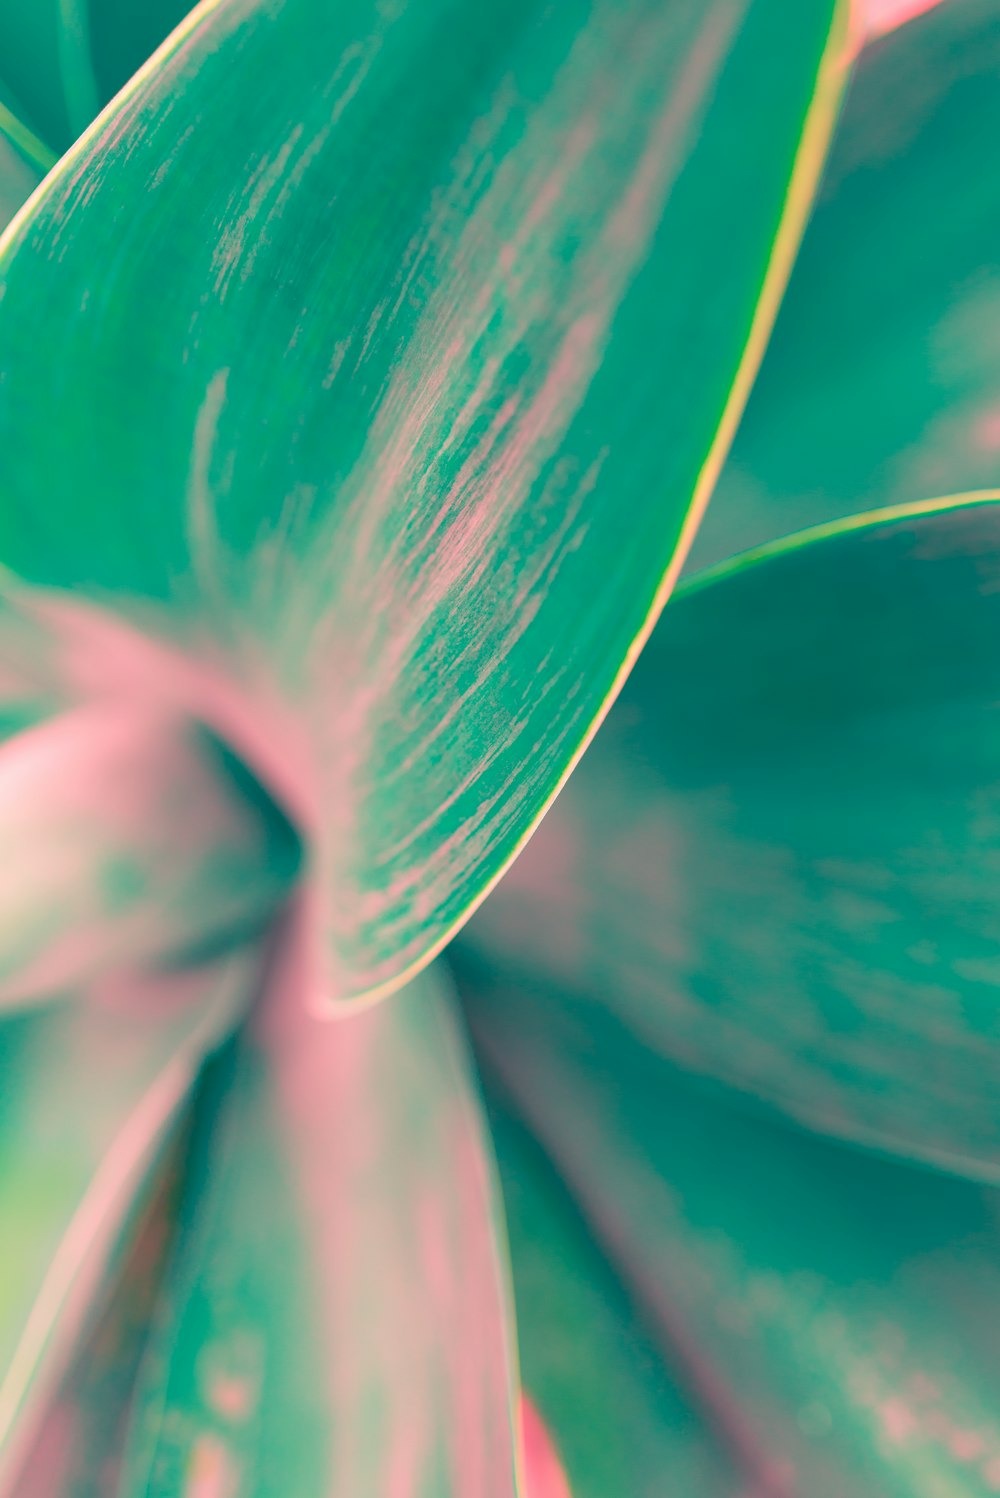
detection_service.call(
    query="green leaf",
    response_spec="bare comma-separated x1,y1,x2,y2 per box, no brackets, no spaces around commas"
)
117,952,520,1498
86,0,194,107
466,972,1000,1498
0,0,848,1003
0,953,252,1490
483,1104,749,1498
0,130,40,229
457,497,1000,1179
0,0,98,154
11,1137,187,1498
691,0,1000,569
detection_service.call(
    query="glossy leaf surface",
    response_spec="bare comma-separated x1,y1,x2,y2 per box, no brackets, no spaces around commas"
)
691,0,1000,569
0,0,846,1002
119,948,519,1497
0,954,252,1491
459,499,1000,1177
467,975,1000,1498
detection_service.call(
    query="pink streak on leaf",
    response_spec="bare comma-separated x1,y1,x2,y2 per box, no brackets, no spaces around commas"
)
860,0,946,38
251,899,519,1495
0,695,293,1010
520,1397,573,1498
0,956,252,1491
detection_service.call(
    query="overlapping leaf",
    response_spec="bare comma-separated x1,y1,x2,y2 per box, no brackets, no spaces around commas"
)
466,973,1000,1498
458,499,1000,1177
691,0,1000,568
0,954,253,1491
483,1104,747,1498
118,943,520,1498
0,0,847,1002
12,1137,188,1498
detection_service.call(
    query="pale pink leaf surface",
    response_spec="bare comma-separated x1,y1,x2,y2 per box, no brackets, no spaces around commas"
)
0,702,297,1011
119,923,520,1497
861,0,947,35
0,952,255,1495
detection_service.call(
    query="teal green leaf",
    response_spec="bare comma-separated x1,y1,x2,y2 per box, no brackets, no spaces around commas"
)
0,0,847,1002
458,497,1000,1178
0,953,253,1491
485,1104,749,1498
691,0,1000,569
118,953,520,1498
466,973,1000,1498
0,131,39,229
86,0,195,108
0,0,98,154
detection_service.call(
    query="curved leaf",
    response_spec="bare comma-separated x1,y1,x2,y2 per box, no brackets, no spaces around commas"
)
458,497,1000,1178
11,1138,187,1498
0,953,252,1492
467,974,1000,1498
0,0,847,1002
118,938,520,1497
691,0,1000,569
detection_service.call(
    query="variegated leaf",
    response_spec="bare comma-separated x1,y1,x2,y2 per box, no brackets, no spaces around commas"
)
0,0,847,1002
457,498,1000,1178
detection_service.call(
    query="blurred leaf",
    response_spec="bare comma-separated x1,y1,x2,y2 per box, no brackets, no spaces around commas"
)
467,973,1000,1498
0,953,253,1490
0,0,847,1002
0,0,98,153
118,944,520,1497
86,0,194,106
519,1398,573,1498
691,0,1000,569
458,498,1000,1179
11,1134,187,1498
0,129,40,227
484,1107,750,1498
0,704,298,1010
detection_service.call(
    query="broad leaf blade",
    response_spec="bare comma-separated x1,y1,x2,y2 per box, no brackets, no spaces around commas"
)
118,946,520,1497
0,0,847,1002
458,498,1000,1179
467,975,1000,1498
0,954,253,1491
692,0,1000,568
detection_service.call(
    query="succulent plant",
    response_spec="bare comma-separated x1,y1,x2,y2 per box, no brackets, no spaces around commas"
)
2,1,999,1495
